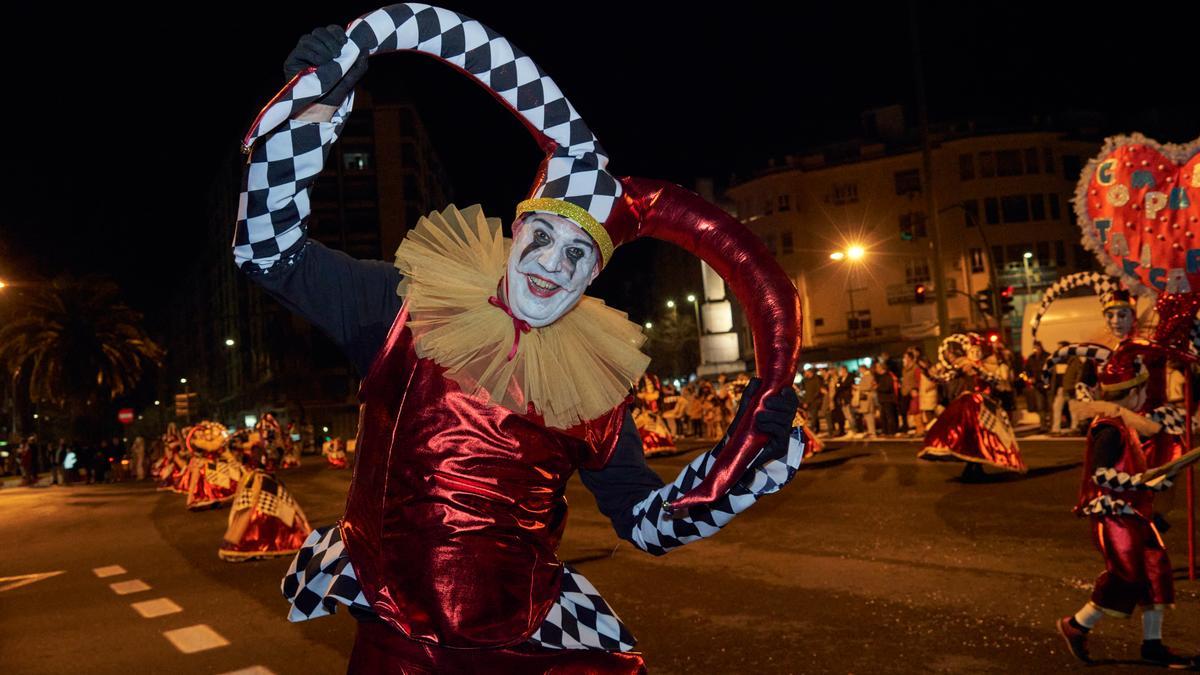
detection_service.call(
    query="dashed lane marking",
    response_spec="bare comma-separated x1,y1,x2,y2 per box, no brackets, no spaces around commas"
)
0,571,65,592
109,579,151,595
163,624,230,654
131,597,183,618
217,667,276,675
92,565,126,578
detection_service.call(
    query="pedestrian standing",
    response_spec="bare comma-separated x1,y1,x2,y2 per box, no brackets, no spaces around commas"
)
132,436,147,480
874,361,899,436
836,365,854,435
900,349,921,434
801,367,823,434
855,364,878,437
1024,342,1050,430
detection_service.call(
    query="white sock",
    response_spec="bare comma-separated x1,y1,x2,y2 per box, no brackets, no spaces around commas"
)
1142,608,1163,641
1074,602,1104,630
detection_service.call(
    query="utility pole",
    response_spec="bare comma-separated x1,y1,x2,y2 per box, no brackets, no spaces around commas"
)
910,1,949,338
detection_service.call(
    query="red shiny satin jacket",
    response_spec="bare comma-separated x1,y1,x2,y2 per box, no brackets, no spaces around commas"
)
339,307,628,649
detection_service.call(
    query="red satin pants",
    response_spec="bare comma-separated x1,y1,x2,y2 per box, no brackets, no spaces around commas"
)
1089,516,1174,617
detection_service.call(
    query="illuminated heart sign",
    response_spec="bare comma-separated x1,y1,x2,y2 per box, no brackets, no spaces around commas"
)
1075,134,1200,294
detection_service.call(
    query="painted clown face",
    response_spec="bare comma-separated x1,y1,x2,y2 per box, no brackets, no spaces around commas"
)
506,212,602,327
1103,307,1135,340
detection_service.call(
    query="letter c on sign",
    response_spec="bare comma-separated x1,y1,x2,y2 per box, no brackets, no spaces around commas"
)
1097,159,1116,186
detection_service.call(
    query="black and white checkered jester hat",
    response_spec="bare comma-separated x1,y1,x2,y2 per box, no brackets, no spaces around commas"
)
238,3,802,511
1029,271,1129,343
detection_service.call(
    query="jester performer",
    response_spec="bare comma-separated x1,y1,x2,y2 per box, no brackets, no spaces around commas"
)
235,7,802,671
918,333,1027,480
322,438,349,469
219,468,313,562
1056,340,1198,669
154,422,186,491
184,421,245,511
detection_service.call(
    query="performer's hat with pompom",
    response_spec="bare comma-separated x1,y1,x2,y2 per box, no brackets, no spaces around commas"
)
240,3,802,511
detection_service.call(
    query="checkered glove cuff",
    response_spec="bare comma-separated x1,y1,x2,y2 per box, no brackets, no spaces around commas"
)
234,95,354,271
1146,405,1186,436
1080,494,1138,517
628,428,805,556
1092,467,1172,492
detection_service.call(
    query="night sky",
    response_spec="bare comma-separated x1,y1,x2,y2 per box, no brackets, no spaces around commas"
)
7,2,1199,330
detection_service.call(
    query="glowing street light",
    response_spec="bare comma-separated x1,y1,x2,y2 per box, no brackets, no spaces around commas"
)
154,400,161,406
644,322,653,329
180,377,188,385
224,338,236,347
0,280,7,290
829,251,846,261
846,245,866,261
686,294,696,303
666,300,676,309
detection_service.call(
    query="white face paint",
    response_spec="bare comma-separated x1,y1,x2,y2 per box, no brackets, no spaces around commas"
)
505,213,601,327
1104,307,1135,340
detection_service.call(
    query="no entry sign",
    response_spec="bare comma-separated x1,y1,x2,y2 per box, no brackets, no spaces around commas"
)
117,408,135,425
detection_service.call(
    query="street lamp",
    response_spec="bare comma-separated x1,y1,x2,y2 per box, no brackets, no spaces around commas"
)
0,280,6,290
686,294,696,303
179,377,188,385
224,338,236,347
846,245,866,262
831,244,869,341
154,400,160,406
829,251,846,261
644,322,653,330
666,300,675,309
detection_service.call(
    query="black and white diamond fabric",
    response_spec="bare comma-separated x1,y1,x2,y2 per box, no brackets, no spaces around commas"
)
528,564,637,652
977,397,1017,448
935,334,1000,386
1041,343,1112,386
1081,494,1138,517
1146,404,1186,436
1031,271,1123,340
1074,382,1096,402
628,427,805,556
235,472,302,527
282,525,372,622
209,459,245,489
1092,467,1172,492
237,3,617,271
281,525,637,651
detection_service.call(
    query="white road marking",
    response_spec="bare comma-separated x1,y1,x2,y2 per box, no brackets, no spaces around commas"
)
162,624,230,654
109,579,151,595
131,597,182,618
217,667,276,675
0,571,65,592
92,565,126,578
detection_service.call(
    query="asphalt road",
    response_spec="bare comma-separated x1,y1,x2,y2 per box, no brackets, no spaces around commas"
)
1,438,1197,674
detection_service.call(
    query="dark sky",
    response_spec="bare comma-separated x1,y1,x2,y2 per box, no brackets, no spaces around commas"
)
7,2,1199,328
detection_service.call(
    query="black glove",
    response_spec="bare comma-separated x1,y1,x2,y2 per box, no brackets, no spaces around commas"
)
718,377,798,470
283,25,368,105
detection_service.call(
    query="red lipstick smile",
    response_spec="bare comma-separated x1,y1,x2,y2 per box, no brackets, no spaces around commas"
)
525,273,562,298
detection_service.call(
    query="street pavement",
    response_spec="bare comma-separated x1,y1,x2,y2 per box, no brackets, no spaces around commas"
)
1,439,1197,674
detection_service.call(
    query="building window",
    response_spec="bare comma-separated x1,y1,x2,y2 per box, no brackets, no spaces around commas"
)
992,245,1004,267
847,309,872,332
1048,193,1061,220
979,151,995,178
969,248,986,273
826,182,859,205
899,212,927,240
343,177,378,204
342,114,374,138
905,258,931,283
778,195,791,212
984,197,1000,224
1035,241,1050,266
996,150,1023,177
763,233,778,255
1055,240,1067,267
814,318,825,327
1030,193,1046,221
781,231,794,254
1024,148,1040,174
1062,154,1082,181
962,199,980,227
343,150,372,172
894,169,922,196
1001,194,1030,222
1043,147,1055,173
1007,243,1033,265
959,154,975,180
764,197,773,215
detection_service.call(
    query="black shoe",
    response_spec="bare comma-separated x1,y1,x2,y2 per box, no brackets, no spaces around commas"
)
1058,617,1091,663
1141,640,1196,669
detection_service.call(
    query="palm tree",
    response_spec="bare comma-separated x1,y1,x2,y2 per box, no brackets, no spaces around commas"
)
0,276,164,429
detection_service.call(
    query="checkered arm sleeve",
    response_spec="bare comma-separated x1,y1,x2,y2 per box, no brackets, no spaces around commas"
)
1146,405,1186,436
1092,467,1173,492
627,428,805,556
233,95,355,271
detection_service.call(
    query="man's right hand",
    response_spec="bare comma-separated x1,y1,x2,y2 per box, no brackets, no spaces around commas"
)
283,25,368,104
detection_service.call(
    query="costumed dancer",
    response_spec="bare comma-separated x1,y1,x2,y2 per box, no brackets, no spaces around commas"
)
1056,339,1199,668
918,333,1026,480
184,421,244,511
632,407,677,458
219,469,313,562
322,438,349,469
255,413,287,470
170,425,194,494
154,422,185,491
235,8,803,671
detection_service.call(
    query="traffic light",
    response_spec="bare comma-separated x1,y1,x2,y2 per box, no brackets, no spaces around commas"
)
976,287,995,315
914,284,927,304
999,285,1015,315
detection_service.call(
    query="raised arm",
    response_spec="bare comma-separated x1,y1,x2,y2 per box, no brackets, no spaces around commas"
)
234,26,400,375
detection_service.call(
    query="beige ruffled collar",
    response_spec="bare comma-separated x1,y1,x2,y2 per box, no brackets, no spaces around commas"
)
393,204,650,429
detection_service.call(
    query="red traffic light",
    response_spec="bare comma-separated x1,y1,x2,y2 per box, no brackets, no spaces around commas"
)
987,332,999,343
1000,285,1014,298
914,284,927,304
